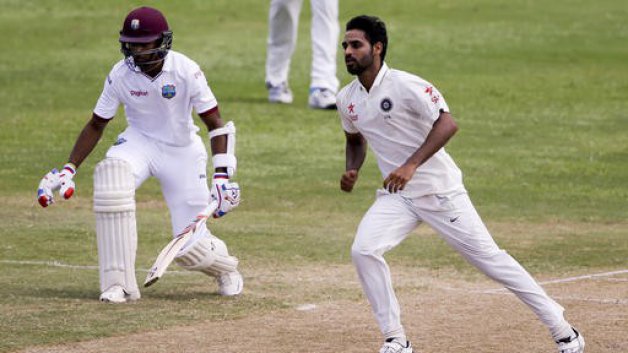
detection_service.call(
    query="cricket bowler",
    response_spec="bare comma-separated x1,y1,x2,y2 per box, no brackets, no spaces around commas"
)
337,15,584,353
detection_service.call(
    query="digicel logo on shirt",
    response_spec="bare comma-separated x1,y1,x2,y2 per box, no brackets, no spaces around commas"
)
130,90,148,97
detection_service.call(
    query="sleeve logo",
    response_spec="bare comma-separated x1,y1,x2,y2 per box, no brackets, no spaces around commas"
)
424,86,440,104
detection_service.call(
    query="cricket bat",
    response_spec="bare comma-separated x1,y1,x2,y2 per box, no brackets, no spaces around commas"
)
144,200,218,287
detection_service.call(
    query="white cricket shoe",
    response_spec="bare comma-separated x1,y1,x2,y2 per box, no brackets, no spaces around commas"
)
99,285,139,304
267,82,293,104
308,87,337,110
557,328,585,353
217,271,243,296
379,338,413,353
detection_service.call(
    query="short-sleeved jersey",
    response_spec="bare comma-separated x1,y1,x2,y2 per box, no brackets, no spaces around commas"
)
337,63,465,198
94,51,217,147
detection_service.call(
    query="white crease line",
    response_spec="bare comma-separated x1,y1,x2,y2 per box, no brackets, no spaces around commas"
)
0,259,192,275
480,269,628,294
476,291,628,305
539,296,628,305
4,260,628,291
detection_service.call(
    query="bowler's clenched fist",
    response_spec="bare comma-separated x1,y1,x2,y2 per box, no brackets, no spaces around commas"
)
340,169,359,192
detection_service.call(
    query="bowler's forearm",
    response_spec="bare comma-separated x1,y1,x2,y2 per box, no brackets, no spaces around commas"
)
405,112,458,168
345,133,367,171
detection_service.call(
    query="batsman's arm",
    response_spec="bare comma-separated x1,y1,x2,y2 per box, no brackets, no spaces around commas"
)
37,113,110,207
199,107,240,217
341,131,367,192
67,113,111,168
198,107,227,174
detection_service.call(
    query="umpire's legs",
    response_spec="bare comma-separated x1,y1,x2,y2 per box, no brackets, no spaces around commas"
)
265,0,303,87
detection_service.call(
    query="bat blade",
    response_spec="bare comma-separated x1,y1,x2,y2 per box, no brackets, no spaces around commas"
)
143,230,194,287
143,201,217,288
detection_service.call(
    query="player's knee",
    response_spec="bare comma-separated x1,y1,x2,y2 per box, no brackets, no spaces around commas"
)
350,241,380,260
175,231,238,277
94,158,135,212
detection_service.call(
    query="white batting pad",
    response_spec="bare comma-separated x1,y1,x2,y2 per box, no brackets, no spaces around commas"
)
94,158,140,299
174,228,238,277
209,121,237,177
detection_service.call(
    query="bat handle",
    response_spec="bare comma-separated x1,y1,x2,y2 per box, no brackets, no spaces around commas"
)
202,200,219,218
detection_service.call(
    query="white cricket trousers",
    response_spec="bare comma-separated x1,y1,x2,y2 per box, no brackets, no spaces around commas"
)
351,190,572,340
265,0,339,92
106,127,211,235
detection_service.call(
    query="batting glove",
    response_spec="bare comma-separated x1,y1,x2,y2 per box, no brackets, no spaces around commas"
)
37,164,76,207
210,173,240,218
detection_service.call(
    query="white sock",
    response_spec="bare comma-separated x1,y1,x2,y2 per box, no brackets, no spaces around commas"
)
386,336,408,346
552,325,576,342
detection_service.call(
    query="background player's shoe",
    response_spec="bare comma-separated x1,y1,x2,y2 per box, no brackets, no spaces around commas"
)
218,271,243,296
557,328,585,353
308,87,337,110
267,82,293,104
379,338,413,353
99,285,139,303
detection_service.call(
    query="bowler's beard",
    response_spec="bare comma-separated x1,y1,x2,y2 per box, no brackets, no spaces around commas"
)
346,61,365,75
345,51,374,76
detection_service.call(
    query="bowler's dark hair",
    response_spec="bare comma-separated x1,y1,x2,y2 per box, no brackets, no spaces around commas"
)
346,15,388,62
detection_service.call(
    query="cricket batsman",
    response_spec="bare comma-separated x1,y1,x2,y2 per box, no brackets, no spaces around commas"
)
37,6,243,303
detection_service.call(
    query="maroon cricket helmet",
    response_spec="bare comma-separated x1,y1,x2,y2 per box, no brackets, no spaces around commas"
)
119,7,173,67
119,6,170,43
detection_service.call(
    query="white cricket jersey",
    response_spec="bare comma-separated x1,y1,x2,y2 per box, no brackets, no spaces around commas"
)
94,50,217,147
337,63,465,198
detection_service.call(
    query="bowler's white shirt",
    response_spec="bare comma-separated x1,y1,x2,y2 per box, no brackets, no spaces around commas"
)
337,63,465,197
94,50,217,147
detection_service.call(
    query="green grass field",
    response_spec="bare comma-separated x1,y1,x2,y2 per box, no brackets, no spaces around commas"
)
1,1,626,352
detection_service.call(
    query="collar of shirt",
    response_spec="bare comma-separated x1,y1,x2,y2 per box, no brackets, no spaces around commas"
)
358,62,390,92
161,52,173,72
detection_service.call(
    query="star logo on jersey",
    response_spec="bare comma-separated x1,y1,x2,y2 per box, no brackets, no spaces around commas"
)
425,86,440,104
347,103,359,121
161,84,176,99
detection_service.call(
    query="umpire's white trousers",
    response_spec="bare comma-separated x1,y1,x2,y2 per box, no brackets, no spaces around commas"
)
265,0,339,92
351,190,571,340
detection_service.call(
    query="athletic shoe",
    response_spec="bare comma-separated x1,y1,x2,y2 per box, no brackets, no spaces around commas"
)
99,285,139,303
218,271,243,296
308,87,337,110
267,82,293,104
379,338,413,353
557,327,585,353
